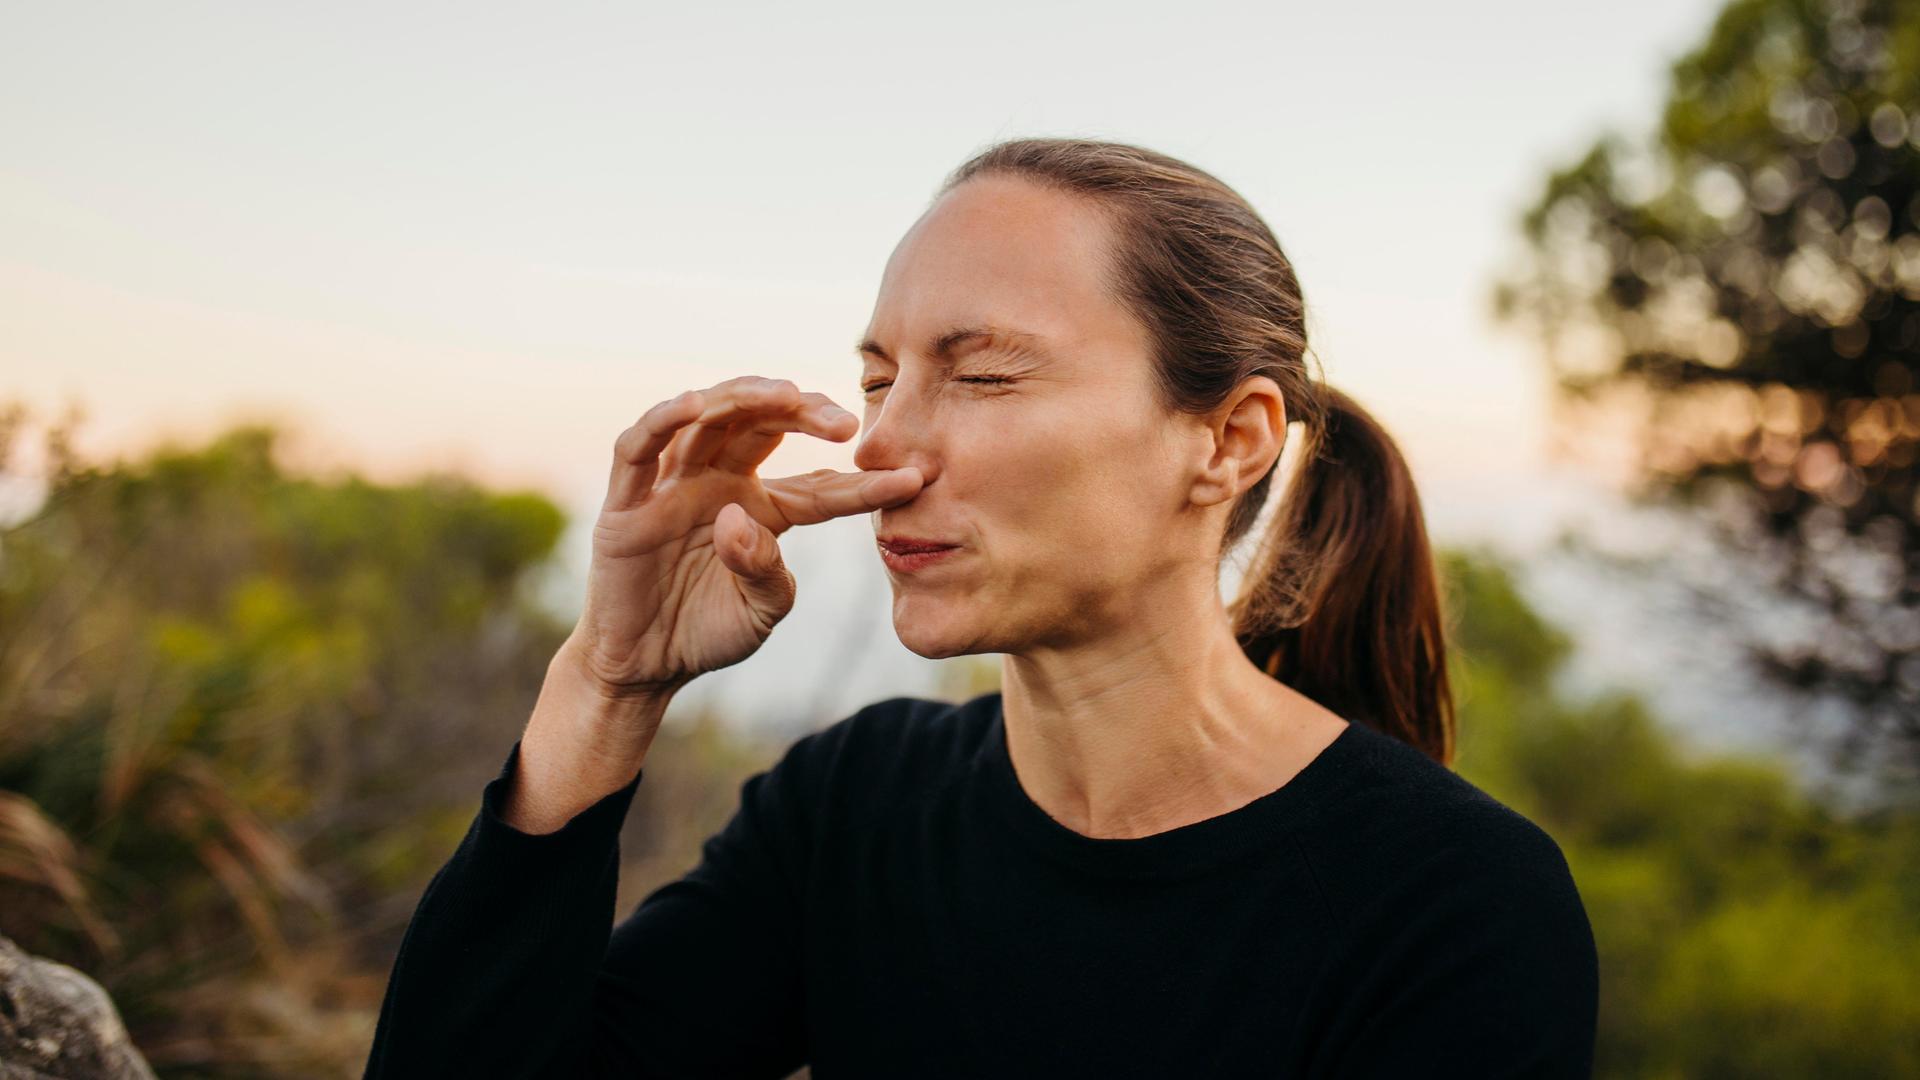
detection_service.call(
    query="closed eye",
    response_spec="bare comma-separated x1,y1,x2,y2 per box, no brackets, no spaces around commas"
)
861,376,1012,394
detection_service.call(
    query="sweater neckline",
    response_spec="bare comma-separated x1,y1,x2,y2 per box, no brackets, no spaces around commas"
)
975,693,1370,880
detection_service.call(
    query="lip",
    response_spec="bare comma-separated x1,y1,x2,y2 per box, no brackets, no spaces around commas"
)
877,535,959,553
876,535,961,573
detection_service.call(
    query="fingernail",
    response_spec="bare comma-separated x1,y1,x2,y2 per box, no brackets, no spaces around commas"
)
824,406,853,421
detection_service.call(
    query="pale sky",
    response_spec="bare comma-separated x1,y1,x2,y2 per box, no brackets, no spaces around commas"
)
10,0,1802,759
6,0,1721,507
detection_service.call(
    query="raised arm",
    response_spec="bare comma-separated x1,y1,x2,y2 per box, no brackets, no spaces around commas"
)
362,377,921,1078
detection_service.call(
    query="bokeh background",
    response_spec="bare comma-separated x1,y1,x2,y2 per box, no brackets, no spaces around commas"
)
4,0,1918,1075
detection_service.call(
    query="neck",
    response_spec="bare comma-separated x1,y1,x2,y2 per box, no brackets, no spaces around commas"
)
997,579,1348,840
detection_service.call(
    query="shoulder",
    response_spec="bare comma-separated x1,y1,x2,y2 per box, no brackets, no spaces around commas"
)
1302,722,1590,942
1303,727,1600,1074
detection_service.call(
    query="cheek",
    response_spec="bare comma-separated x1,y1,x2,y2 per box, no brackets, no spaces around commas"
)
954,402,1114,493
966,407,1170,545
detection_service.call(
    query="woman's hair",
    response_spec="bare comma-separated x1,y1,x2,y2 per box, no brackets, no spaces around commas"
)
941,137,1456,767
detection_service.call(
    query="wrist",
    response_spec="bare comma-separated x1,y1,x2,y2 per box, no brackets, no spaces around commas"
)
507,655,671,835
552,634,689,720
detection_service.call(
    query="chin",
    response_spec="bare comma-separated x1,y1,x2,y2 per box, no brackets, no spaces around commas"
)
889,601,991,660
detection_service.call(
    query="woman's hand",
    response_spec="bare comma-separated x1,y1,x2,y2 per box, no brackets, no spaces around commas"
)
565,375,923,700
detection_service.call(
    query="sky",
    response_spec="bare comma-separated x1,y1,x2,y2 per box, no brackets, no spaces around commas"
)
4,0,1724,503
11,0,1821,773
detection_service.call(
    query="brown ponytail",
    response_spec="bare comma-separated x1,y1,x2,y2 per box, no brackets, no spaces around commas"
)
1228,382,1456,765
941,137,1456,766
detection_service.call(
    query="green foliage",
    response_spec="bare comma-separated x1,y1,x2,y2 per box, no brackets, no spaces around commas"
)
0,407,805,1078
1442,547,1920,1077
0,410,583,1076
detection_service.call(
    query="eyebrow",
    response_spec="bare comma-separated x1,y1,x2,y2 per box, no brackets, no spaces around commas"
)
856,324,1047,364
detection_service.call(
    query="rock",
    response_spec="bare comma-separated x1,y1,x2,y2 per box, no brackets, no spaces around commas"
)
0,935,156,1080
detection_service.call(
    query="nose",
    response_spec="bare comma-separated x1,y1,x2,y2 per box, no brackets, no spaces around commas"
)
852,382,937,486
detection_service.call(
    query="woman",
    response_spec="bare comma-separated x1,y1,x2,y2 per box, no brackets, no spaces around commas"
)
365,137,1598,1079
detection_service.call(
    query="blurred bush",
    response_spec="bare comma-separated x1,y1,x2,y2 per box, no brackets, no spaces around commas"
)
1444,545,1920,1077
0,404,779,1077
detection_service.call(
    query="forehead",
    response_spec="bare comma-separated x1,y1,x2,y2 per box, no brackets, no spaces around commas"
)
862,175,1133,354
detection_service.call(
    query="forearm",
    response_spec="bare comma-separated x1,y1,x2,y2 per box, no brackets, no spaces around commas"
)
505,637,676,835
364,641,674,1078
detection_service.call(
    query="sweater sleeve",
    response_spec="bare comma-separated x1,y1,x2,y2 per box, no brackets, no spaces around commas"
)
362,731,814,1080
1307,828,1600,1079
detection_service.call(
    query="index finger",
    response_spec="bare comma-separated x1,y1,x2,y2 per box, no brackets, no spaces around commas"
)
762,467,924,529
606,390,707,512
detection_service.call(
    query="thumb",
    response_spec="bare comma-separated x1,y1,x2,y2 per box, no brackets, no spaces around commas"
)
717,503,797,622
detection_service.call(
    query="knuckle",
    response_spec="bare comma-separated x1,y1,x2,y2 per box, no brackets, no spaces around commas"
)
719,376,794,398
647,397,693,430
641,392,683,422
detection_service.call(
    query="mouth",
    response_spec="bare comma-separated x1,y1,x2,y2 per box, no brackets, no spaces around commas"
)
877,535,961,572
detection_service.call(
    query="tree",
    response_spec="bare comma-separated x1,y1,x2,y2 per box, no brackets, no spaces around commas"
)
1496,0,1920,780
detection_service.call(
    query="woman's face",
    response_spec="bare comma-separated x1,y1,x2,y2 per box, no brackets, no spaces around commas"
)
853,173,1231,659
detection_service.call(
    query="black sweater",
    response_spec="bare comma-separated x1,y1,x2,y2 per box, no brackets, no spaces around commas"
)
364,691,1599,1078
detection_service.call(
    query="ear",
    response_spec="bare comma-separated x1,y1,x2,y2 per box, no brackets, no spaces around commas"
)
1190,377,1286,508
